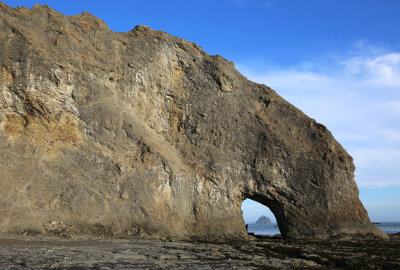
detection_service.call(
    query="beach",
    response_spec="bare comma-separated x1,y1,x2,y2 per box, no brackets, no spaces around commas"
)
1,234,399,269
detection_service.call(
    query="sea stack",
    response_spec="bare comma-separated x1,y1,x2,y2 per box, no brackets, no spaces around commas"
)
0,2,385,240
255,216,272,225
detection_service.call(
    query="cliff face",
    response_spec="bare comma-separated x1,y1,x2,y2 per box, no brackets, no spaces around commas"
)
0,2,384,240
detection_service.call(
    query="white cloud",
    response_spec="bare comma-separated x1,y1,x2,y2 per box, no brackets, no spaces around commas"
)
351,148,400,187
342,52,400,87
236,45,400,188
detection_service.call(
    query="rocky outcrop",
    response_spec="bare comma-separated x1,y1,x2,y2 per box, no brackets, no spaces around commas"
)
0,2,384,240
256,216,272,225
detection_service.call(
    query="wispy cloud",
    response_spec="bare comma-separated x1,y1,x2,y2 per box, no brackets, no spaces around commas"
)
236,43,400,188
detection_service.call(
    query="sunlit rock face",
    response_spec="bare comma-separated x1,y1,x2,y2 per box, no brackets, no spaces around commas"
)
0,2,384,240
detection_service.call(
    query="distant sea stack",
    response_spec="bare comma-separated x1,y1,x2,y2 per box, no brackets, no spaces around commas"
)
0,1,386,240
255,216,272,225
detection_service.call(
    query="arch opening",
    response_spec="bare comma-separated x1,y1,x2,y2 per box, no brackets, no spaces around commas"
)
241,198,281,236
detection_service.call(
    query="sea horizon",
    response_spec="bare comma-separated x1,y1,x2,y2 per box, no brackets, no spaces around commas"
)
247,221,400,236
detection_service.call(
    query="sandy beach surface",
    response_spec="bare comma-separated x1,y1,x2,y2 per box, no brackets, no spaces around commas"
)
0,234,399,269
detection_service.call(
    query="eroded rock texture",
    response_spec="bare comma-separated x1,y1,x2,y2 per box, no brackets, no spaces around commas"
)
0,2,384,240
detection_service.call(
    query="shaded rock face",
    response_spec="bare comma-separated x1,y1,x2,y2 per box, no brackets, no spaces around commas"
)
0,2,384,240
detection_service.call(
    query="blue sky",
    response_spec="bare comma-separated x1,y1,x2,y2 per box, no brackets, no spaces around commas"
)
3,0,399,222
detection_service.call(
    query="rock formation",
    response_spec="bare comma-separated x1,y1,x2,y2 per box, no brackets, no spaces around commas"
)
0,2,384,240
255,216,272,225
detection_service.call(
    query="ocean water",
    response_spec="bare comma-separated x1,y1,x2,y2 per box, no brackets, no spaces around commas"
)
374,222,400,234
247,222,400,236
247,223,280,235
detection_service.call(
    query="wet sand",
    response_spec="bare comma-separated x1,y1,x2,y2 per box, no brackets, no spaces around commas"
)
0,234,399,269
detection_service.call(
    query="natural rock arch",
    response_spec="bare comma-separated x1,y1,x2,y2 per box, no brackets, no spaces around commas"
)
0,2,384,240
241,198,280,235
241,196,283,236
